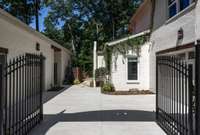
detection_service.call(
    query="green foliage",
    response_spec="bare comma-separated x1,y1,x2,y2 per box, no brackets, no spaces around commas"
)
43,0,142,74
103,34,148,74
95,67,108,78
117,35,148,47
43,18,67,47
102,83,115,92
73,79,80,85
0,0,41,24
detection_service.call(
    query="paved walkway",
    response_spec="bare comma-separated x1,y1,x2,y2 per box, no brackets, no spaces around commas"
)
29,86,166,135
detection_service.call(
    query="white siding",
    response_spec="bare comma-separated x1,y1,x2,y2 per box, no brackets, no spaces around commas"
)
0,10,71,90
111,43,150,91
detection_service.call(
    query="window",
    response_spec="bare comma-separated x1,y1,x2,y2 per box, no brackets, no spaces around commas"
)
180,0,190,10
168,0,177,18
127,57,138,81
168,0,194,18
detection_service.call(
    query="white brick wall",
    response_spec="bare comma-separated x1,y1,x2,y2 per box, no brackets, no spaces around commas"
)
97,55,105,68
0,9,71,90
111,43,150,91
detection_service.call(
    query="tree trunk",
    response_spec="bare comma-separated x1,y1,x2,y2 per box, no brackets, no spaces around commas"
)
68,24,76,54
112,18,115,40
35,0,39,31
23,0,28,24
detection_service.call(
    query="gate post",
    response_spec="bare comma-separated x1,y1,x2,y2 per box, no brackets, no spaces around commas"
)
39,54,44,121
188,65,193,135
195,40,200,135
0,64,4,135
156,56,158,121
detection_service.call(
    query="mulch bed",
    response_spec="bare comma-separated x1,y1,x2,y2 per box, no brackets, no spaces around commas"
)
101,89,154,95
47,87,65,92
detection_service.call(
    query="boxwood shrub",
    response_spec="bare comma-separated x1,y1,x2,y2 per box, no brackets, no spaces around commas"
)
102,83,115,92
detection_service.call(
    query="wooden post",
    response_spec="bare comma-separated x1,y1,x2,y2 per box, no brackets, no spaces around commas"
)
93,41,97,87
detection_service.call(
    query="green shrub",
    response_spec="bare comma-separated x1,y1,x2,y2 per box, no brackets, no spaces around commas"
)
102,83,115,92
95,67,108,78
73,79,80,85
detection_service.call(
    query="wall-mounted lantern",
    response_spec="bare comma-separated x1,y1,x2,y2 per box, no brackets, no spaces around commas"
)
36,42,40,51
178,28,184,40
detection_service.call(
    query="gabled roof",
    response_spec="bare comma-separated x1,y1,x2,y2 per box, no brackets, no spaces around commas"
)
0,8,71,54
106,30,150,46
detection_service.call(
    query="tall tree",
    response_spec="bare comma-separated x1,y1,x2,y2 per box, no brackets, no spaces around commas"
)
44,0,142,73
0,0,34,24
0,0,41,31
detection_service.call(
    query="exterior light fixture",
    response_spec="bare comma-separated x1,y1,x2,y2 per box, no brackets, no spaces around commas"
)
36,42,40,51
178,28,184,40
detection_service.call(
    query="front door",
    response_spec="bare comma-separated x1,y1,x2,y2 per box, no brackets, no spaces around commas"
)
54,62,58,86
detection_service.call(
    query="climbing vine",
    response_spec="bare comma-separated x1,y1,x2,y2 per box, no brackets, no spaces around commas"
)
103,34,149,75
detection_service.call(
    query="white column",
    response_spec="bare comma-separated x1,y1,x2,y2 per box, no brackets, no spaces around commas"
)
93,41,97,87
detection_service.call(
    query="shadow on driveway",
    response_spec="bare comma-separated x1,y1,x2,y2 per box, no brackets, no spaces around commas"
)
30,110,155,135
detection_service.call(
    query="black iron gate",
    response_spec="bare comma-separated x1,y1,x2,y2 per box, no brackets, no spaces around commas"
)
156,56,194,135
0,53,44,135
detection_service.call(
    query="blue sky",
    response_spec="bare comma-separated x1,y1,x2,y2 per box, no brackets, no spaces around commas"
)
30,7,64,32
30,7,49,31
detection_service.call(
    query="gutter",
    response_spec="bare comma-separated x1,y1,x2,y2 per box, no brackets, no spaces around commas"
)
106,30,150,46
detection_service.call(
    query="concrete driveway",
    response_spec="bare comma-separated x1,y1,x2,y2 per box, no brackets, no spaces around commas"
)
29,85,166,135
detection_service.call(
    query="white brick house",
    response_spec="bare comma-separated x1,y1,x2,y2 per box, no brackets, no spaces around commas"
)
97,0,152,91
107,32,151,91
0,8,71,91
97,0,200,92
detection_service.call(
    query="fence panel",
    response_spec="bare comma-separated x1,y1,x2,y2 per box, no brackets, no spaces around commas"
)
0,53,44,135
156,56,194,135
